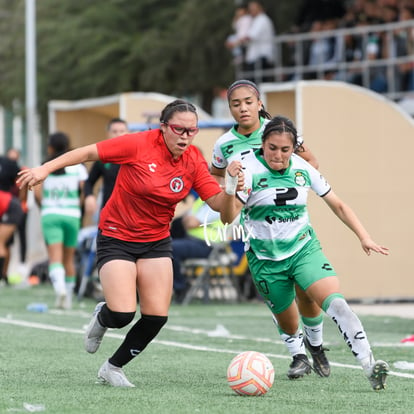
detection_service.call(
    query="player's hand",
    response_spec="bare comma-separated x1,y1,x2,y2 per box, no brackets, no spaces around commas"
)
227,161,243,178
226,161,244,195
361,238,389,256
16,166,49,190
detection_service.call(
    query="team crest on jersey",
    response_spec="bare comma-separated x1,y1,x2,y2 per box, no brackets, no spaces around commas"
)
294,172,306,186
170,177,184,193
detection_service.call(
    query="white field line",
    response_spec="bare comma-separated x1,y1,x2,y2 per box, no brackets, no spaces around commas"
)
1,317,413,379
165,324,414,349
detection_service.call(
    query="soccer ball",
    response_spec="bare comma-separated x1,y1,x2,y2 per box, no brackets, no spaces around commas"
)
227,351,274,396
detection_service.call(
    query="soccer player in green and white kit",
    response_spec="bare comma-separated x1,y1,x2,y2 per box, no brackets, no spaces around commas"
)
211,80,328,379
34,132,88,309
220,115,389,391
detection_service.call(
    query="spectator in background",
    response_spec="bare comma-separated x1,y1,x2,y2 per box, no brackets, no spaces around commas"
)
34,132,88,309
0,152,22,283
172,196,223,304
225,4,252,66
336,9,388,94
386,4,414,92
242,1,276,83
84,118,129,222
294,0,346,32
304,18,342,80
6,148,29,279
365,30,388,93
0,190,24,286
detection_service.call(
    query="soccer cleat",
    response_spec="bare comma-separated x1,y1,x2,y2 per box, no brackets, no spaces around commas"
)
287,354,312,379
54,293,67,309
84,301,107,353
97,360,135,388
368,360,389,391
304,336,331,377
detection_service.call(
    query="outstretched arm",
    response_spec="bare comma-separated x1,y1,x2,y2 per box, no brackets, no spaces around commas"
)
206,161,244,224
322,190,389,256
17,144,99,190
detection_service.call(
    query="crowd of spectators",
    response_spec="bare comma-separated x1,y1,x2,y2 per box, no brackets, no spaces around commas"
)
228,0,414,95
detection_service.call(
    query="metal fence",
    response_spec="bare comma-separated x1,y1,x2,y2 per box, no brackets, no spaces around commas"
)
236,19,414,102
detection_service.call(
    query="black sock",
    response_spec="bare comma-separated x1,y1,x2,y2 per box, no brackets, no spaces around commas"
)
0,257,6,282
109,314,168,367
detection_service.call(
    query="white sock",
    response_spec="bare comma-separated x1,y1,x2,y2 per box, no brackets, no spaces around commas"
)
302,320,324,347
325,297,373,369
280,330,306,357
272,314,306,356
48,263,66,296
65,282,75,309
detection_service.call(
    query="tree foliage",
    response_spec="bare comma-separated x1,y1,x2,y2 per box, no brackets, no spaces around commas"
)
0,0,301,124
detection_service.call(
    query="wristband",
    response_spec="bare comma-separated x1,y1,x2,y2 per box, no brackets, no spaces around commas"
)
225,170,238,195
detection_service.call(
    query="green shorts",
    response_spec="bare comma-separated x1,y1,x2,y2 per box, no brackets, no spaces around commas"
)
41,214,81,248
247,236,336,314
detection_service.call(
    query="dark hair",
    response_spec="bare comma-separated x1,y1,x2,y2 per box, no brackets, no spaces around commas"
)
160,99,198,124
107,117,127,131
262,116,299,147
48,132,69,154
46,131,70,174
226,79,272,120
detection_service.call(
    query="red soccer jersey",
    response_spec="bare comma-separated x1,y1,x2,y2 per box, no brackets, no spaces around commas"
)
97,129,221,242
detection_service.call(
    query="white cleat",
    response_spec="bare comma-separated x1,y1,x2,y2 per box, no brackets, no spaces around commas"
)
84,302,107,353
54,293,67,309
97,360,135,388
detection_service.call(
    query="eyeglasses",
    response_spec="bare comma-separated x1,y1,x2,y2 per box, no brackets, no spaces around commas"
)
164,123,199,137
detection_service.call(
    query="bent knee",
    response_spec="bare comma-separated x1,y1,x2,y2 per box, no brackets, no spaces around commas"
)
100,304,136,328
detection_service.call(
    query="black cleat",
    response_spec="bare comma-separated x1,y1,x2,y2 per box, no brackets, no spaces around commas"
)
287,354,312,379
368,360,389,391
304,337,331,377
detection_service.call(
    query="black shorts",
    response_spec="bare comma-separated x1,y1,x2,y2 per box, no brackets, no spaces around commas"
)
1,197,24,227
96,230,173,272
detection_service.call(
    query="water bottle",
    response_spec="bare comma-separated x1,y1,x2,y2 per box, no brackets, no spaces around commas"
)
26,303,48,313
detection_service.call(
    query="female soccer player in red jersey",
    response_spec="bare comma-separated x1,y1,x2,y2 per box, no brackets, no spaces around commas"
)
17,99,235,387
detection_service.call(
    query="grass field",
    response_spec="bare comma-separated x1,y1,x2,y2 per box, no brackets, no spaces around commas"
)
0,284,413,414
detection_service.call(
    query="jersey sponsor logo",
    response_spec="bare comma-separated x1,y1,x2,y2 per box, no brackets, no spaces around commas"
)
170,177,184,193
148,163,157,172
273,187,298,205
265,215,299,225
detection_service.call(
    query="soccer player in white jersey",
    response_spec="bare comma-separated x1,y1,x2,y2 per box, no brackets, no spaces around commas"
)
34,132,88,309
220,115,389,390
211,80,329,379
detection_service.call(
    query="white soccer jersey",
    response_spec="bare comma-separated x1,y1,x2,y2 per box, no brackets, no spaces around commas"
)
41,164,88,218
237,152,331,261
212,118,268,169
212,118,304,169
